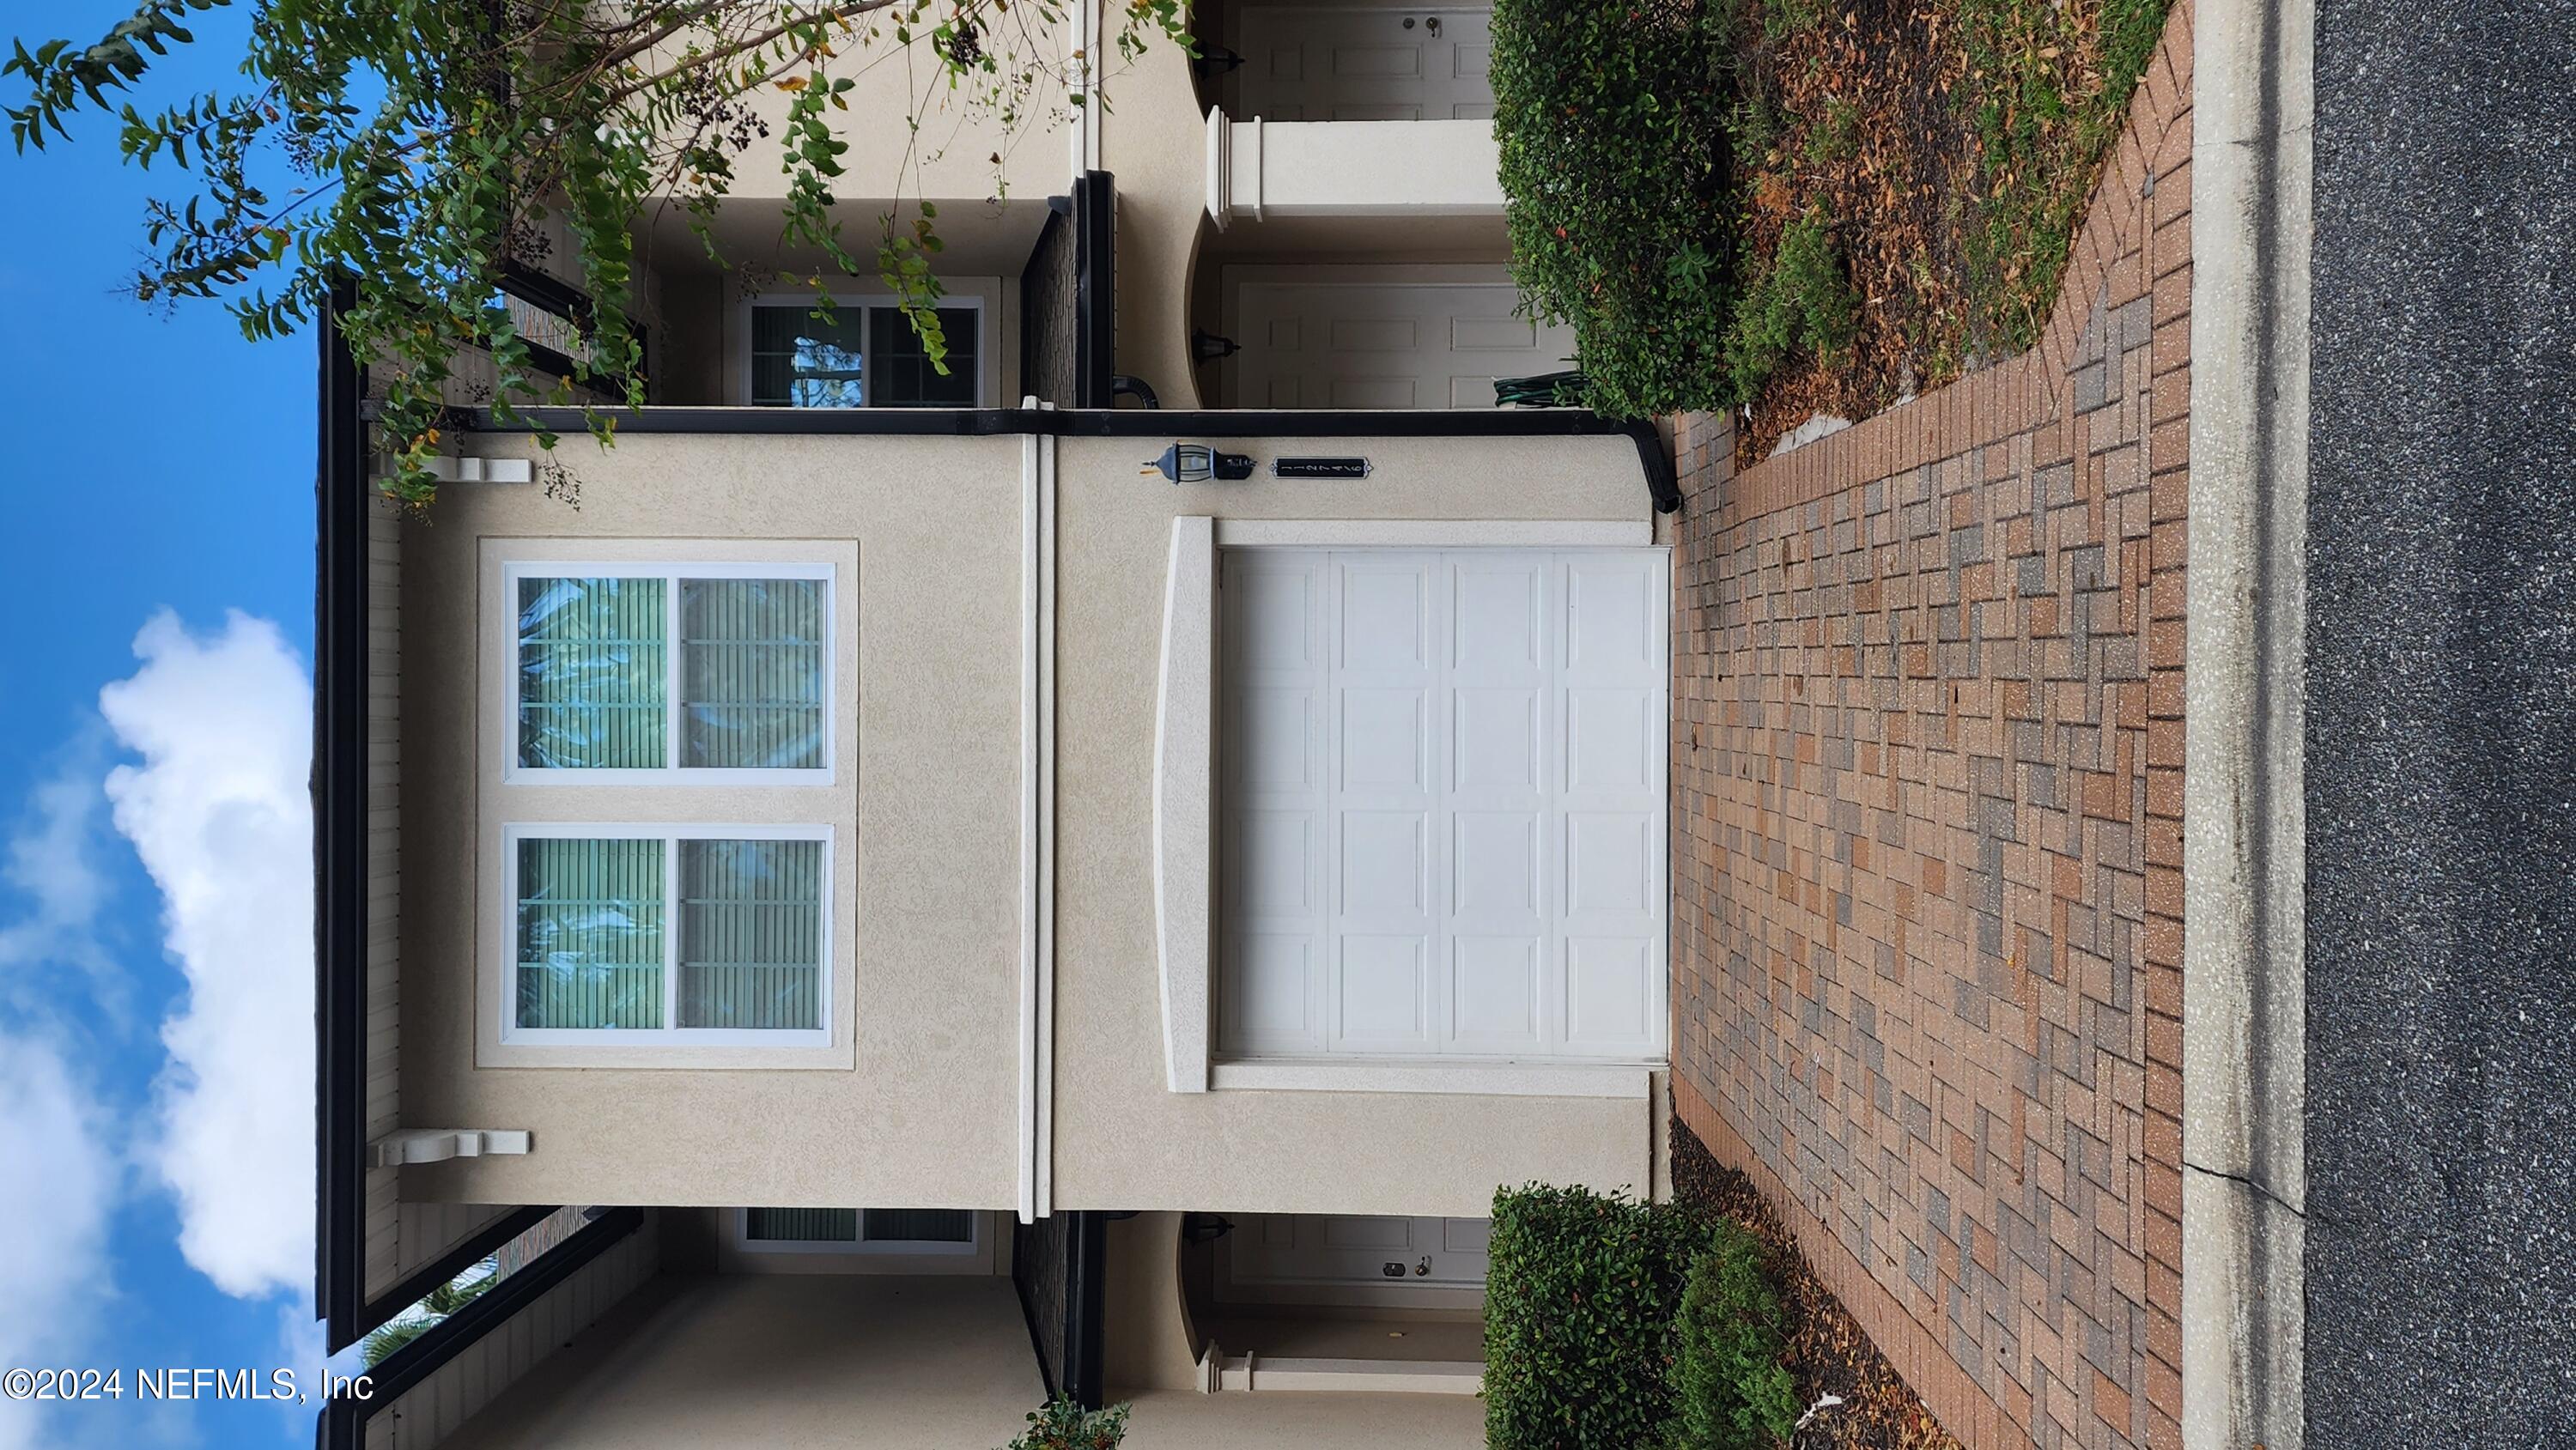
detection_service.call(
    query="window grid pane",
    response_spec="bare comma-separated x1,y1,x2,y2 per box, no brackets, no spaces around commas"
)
518,577,668,768
751,305,866,408
866,306,979,407
745,1208,858,1241
516,837,665,1028
681,579,828,769
678,838,825,1030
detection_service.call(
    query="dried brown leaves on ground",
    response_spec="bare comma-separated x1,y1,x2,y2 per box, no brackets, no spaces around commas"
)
1722,0,2171,465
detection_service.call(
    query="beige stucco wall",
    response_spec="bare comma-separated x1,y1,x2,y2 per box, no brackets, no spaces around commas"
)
1049,433,1662,1217
400,427,1663,1217
400,433,1025,1210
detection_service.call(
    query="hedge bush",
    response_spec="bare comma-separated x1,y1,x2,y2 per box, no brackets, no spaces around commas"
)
1491,0,1733,418
1484,1184,1711,1449
1668,1225,1800,1449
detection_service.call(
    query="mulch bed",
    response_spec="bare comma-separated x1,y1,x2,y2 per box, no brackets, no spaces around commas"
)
1725,0,1971,467
1671,1117,1965,1450
1721,0,2171,467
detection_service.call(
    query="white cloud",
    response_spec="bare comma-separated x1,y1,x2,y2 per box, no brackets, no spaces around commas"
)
0,732,118,998
0,1034,118,1450
99,610,315,1301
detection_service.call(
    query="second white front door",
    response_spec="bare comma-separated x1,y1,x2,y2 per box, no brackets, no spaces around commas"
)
1236,6,1497,121
1218,548,1668,1062
1226,1214,1493,1298
1230,272,1574,410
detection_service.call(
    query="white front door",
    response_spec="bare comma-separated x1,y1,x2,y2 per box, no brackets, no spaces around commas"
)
1231,275,1574,410
1236,6,1496,121
1226,1214,1493,1298
1218,549,1668,1061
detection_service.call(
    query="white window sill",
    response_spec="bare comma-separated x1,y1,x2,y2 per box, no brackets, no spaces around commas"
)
1208,1059,1658,1099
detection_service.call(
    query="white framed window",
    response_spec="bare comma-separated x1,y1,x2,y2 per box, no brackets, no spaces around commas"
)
505,561,836,784
501,822,833,1048
736,1208,981,1256
743,294,984,408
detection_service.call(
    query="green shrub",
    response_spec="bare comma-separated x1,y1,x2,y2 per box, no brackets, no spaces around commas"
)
1668,1224,1800,1449
1723,204,1859,401
1484,1184,1711,1450
1000,1398,1127,1450
1492,0,1734,418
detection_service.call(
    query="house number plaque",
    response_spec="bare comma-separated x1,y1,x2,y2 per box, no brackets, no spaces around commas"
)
1273,456,1374,480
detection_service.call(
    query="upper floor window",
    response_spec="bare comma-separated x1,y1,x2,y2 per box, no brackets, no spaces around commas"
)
508,561,835,780
746,297,981,408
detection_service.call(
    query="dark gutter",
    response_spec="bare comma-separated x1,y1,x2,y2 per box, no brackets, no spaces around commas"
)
458,404,1681,513
1072,171,1115,410
314,283,370,1353
317,1208,647,1450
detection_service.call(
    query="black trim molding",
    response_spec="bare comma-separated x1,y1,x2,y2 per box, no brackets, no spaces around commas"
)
314,285,370,1353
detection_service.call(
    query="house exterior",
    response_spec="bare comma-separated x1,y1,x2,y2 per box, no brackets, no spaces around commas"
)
314,3,2576,1449
316,9,1674,1447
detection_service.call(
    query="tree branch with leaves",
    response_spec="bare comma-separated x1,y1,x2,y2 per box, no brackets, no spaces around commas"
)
5,0,1188,506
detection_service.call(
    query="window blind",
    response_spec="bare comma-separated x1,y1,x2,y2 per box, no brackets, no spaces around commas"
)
515,837,665,1028
681,579,828,769
517,577,667,768
677,838,825,1030
744,1208,859,1242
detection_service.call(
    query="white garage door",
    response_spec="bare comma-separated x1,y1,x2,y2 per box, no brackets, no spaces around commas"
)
1236,6,1496,121
1233,278,1576,410
1218,548,1667,1061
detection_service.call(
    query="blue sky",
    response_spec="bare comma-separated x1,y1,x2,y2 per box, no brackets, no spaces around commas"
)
0,4,326,1447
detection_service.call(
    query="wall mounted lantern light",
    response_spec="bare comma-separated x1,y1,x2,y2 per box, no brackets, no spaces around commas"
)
1144,442,1256,483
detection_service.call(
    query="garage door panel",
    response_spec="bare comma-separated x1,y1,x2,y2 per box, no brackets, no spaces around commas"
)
1452,937,1540,1045
1342,810,1428,915
1226,932,1320,1051
1565,812,1652,917
1452,563,1544,671
1230,810,1317,915
1340,689,1427,790
1228,565,1321,671
1454,688,1539,790
1233,686,1321,791
1340,563,1430,670
1566,937,1654,1050
1567,688,1654,792
1567,557,1659,676
1452,810,1539,917
1337,935,1431,1046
